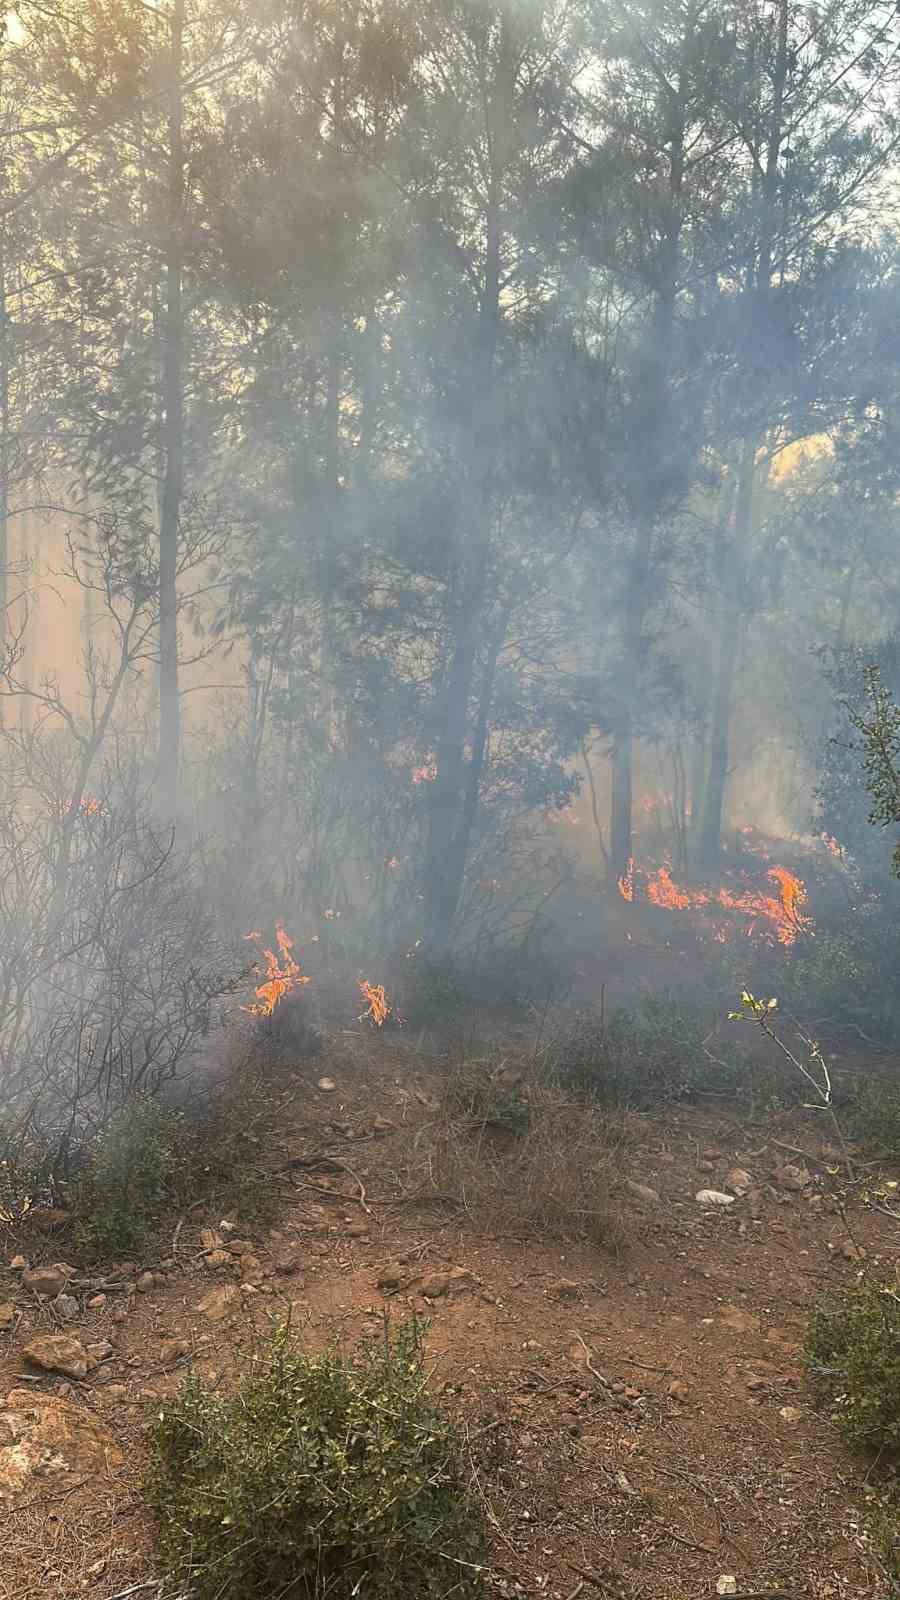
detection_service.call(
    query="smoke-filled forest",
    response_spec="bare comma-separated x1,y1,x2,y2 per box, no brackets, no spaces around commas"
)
4,3,900,1598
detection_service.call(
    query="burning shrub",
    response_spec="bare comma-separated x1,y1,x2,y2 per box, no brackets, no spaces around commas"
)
148,1320,487,1600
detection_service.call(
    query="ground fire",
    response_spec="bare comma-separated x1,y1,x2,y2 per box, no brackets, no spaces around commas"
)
619,860,813,945
242,924,311,1017
359,980,391,1027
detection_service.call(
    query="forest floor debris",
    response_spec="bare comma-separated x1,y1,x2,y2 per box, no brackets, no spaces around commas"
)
0,1027,897,1599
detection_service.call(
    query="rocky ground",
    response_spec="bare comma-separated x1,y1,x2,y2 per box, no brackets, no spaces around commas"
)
1,1028,898,1600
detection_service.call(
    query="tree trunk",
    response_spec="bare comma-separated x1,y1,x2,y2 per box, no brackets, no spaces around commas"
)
158,0,185,812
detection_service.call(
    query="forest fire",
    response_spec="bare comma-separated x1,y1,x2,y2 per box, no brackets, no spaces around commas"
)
359,980,391,1027
619,861,813,946
242,923,311,1017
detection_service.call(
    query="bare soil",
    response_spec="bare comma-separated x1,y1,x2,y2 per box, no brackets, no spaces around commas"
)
2,1026,898,1600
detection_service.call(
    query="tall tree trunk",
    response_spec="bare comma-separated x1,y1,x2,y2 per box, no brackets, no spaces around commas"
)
158,0,185,811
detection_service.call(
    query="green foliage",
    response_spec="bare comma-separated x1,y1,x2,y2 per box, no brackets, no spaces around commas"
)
849,665,900,876
807,1284,900,1455
148,1321,487,1600
550,998,747,1108
66,1082,279,1263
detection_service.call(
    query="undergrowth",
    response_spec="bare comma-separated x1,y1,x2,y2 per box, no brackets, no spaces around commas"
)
807,1282,900,1586
548,998,757,1108
148,1319,487,1600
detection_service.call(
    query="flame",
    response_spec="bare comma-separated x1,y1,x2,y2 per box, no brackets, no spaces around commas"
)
412,761,437,784
619,862,813,946
79,795,100,816
820,832,841,858
386,855,400,869
359,980,390,1027
242,922,311,1017
617,857,635,902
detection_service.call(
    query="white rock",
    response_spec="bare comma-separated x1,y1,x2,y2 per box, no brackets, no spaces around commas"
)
716,1578,738,1596
695,1189,735,1207
317,1077,336,1092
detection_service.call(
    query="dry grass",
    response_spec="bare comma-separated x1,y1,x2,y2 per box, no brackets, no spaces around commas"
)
423,1056,627,1247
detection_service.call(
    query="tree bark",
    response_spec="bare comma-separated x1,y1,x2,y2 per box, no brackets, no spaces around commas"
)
158,0,185,812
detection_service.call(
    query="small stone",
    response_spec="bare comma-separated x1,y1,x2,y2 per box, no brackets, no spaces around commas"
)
746,1374,766,1391
87,1294,107,1311
317,1077,337,1092
0,1388,123,1501
420,1267,474,1299
0,1303,15,1333
22,1265,68,1298
159,1338,190,1366
85,1342,114,1372
625,1180,660,1205
23,1333,89,1381
53,1293,79,1322
200,1228,222,1252
197,1285,241,1322
774,1163,811,1193
702,1146,723,1161
135,1272,155,1294
779,1405,803,1424
726,1168,753,1195
206,1250,230,1269
240,1255,264,1284
9,1255,26,1272
716,1578,738,1596
695,1190,735,1207
377,1264,405,1292
667,1378,690,1402
552,1279,582,1300
346,1223,369,1240
102,1384,128,1401
219,1219,237,1234
372,1115,395,1135
719,1305,761,1334
111,1308,128,1325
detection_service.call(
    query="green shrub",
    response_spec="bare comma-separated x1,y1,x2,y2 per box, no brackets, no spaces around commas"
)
148,1320,487,1600
549,998,749,1108
807,1283,900,1454
65,1078,280,1262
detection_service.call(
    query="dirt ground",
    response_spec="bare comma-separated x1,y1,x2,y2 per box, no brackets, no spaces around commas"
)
2,1025,898,1600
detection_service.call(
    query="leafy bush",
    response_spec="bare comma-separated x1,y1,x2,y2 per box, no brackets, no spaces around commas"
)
548,997,749,1108
148,1321,487,1600
807,1283,900,1454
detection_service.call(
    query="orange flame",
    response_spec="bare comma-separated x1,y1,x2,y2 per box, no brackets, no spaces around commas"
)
412,761,437,784
359,980,390,1027
79,795,100,816
242,923,311,1017
820,832,841,858
619,862,812,946
617,857,635,902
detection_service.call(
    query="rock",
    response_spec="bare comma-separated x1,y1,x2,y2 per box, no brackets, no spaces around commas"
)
87,1294,107,1310
23,1333,89,1381
774,1163,811,1193
273,1243,303,1273
725,1167,753,1195
0,1388,123,1502
716,1578,738,1596
53,1294,80,1323
85,1342,114,1372
667,1378,690,1402
206,1250,230,1269
22,1264,69,1298
779,1405,803,1424
25,1206,71,1231
197,1285,241,1322
225,1239,256,1256
240,1255,265,1284
552,1279,582,1300
136,1270,157,1293
9,1255,26,1271
420,1267,475,1299
317,1077,337,1092
719,1305,761,1335
746,1374,766,1391
101,1384,128,1401
159,1338,190,1366
372,1115,395,1135
200,1228,222,1252
625,1179,660,1205
219,1219,237,1234
346,1223,369,1240
695,1190,735,1207
377,1264,405,1292
0,1304,15,1333
702,1146,723,1161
